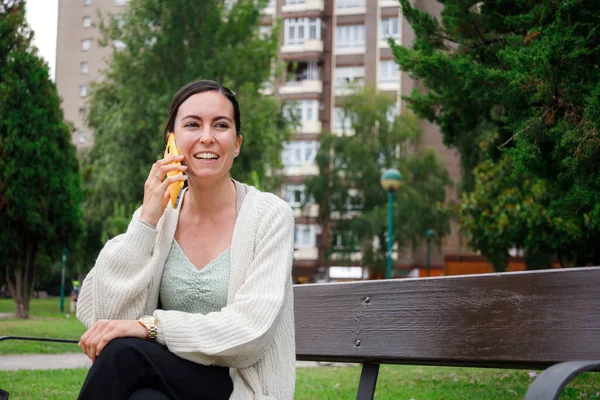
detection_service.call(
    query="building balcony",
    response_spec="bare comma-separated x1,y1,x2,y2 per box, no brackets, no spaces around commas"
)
282,39,324,54
335,84,363,97
332,127,355,137
294,247,319,260
379,38,400,48
299,120,322,134
279,79,323,95
330,252,363,262
380,0,399,7
282,0,324,13
284,163,319,176
335,46,366,55
292,204,319,218
336,0,366,15
261,0,275,15
378,81,400,92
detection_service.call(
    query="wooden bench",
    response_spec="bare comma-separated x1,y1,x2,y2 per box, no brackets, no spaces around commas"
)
3,267,600,399
294,267,600,400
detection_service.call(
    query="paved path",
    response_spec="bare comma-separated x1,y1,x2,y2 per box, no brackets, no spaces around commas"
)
0,353,354,371
0,353,91,371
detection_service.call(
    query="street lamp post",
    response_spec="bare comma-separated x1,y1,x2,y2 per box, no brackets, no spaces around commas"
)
59,246,67,313
380,169,402,279
425,229,435,277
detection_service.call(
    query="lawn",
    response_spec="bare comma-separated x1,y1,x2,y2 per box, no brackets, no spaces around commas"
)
0,298,85,355
0,365,599,399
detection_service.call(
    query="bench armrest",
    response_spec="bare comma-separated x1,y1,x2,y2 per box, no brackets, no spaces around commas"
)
0,336,79,344
524,360,600,400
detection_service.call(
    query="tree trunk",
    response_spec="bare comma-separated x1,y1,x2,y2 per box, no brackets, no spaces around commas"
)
487,251,509,273
7,239,36,319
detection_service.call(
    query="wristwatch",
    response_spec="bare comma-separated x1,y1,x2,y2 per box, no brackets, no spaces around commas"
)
138,315,158,341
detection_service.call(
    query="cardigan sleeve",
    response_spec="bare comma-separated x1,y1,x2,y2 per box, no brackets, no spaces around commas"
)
76,207,160,328
153,195,295,369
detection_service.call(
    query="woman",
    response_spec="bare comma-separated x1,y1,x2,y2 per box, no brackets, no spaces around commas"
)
76,80,296,400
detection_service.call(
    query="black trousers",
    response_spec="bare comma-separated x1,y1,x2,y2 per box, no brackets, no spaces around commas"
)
78,337,233,400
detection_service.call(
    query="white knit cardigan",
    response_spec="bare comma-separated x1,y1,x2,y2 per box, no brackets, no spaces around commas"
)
77,183,296,399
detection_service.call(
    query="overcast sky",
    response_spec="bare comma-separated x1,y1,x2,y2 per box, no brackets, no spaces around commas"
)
25,0,59,80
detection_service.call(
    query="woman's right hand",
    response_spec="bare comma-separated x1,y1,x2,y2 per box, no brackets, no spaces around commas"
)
139,154,187,227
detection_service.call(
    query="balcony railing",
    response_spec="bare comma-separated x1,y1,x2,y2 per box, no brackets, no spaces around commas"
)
281,39,324,53
282,0,324,12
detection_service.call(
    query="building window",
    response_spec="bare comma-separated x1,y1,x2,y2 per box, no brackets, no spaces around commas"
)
284,99,319,122
337,0,365,8
77,131,87,145
81,39,91,51
379,60,399,84
259,25,272,39
281,184,310,207
282,140,319,168
330,229,360,251
80,84,88,97
334,66,365,87
84,0,92,5
113,40,126,52
80,62,89,74
284,18,321,46
381,17,399,41
82,16,92,28
294,224,319,248
78,107,86,121
286,60,319,83
335,25,365,49
114,0,130,5
286,0,305,4
333,107,352,132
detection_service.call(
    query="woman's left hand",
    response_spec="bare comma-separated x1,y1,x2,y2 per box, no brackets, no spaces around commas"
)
79,319,147,362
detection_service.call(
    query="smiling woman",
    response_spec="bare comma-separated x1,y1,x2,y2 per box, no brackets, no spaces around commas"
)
75,80,296,400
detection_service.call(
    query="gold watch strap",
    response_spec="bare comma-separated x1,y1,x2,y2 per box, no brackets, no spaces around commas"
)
139,316,158,341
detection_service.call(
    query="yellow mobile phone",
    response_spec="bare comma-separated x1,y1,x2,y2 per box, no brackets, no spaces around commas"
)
164,133,184,208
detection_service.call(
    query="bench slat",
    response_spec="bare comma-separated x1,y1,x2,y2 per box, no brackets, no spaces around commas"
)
294,267,600,369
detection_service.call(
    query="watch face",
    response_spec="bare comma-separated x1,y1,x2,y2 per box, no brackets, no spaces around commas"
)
141,316,154,325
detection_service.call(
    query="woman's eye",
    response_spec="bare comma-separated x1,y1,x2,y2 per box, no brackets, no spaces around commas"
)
184,121,199,128
215,123,229,129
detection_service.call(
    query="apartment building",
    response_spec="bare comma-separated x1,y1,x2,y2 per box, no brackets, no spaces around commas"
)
55,0,466,282
55,0,130,147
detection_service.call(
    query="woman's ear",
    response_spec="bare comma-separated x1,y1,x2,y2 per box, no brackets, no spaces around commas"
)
234,135,243,157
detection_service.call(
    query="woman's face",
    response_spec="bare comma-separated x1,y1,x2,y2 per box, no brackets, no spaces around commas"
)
173,91,242,183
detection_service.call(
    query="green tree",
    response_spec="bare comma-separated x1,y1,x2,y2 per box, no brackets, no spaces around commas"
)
83,0,290,258
393,0,600,267
305,88,451,277
0,0,83,318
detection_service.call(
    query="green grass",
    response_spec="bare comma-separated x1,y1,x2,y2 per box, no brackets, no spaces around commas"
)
296,364,600,399
0,298,85,355
0,369,86,400
0,365,599,400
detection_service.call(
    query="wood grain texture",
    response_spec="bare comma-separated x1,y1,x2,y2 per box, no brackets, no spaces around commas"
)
294,267,600,369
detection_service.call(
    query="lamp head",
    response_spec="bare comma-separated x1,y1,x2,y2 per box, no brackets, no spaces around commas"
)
380,168,402,192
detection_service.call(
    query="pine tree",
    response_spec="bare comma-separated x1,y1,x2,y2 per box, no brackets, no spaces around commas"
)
394,0,600,268
0,0,83,318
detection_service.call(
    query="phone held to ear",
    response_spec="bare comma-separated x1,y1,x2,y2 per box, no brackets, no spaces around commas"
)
164,133,184,208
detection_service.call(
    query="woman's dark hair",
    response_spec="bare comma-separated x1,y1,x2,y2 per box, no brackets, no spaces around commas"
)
163,80,241,143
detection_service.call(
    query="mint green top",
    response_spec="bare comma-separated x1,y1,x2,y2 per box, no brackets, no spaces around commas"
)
159,180,247,315
160,241,231,314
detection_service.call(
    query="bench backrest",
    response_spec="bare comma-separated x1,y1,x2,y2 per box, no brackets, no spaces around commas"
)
293,266,600,369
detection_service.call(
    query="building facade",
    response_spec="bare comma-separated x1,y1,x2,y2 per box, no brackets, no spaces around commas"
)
55,0,467,282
